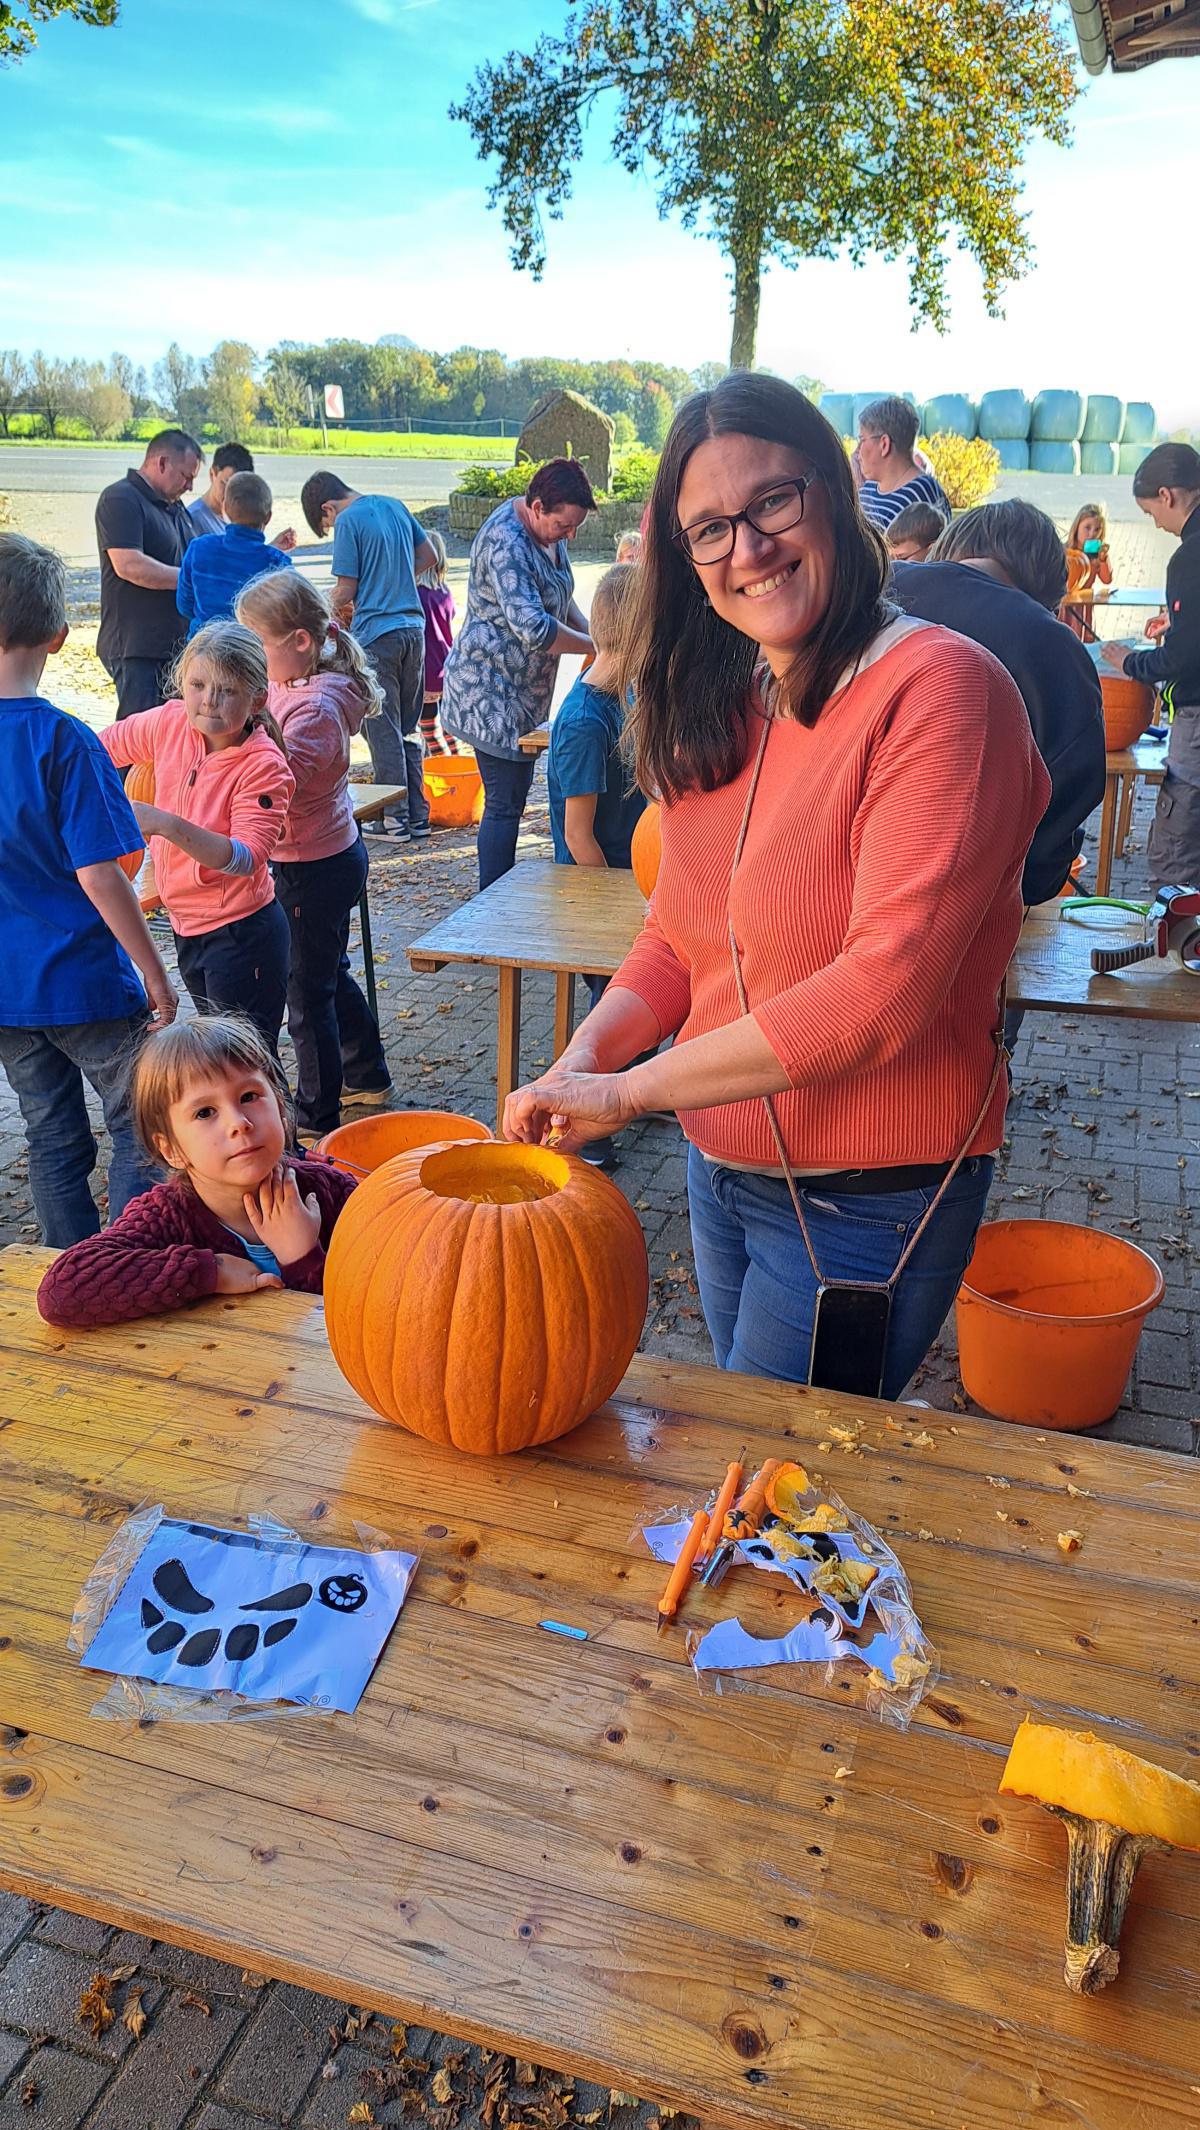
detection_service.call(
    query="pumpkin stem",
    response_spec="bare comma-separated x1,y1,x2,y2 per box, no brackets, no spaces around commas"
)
1047,1806,1167,1994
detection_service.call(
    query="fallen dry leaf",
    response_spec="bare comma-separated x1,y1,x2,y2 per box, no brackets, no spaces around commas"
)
79,1973,115,2038
348,2105,376,2126
122,1987,147,2039
431,2067,454,2104
19,2080,38,2108
180,1992,212,2017
390,2023,409,2059
240,1970,268,1988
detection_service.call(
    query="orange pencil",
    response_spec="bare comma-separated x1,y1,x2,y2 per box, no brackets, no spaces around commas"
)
695,1449,745,1567
656,1510,709,1635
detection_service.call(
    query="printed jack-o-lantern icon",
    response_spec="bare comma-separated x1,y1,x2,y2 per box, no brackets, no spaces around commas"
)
318,1572,368,1614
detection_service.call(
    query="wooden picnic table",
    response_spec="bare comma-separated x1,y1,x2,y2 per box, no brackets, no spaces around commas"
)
350,782,407,1018
1062,585,1166,644
2,1243,1199,2129
1095,734,1168,895
517,725,551,756
408,863,1200,1126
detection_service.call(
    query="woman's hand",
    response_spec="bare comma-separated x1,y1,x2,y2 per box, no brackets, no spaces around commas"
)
214,1252,283,1295
1101,639,1135,669
504,1067,642,1151
1145,613,1169,641
244,1164,322,1265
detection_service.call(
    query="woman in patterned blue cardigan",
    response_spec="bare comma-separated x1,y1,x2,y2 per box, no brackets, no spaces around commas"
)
442,458,595,889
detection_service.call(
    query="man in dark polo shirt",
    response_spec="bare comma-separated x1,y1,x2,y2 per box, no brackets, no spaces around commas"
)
96,428,203,718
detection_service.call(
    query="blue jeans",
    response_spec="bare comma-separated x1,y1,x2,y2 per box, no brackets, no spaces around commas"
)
363,628,429,831
687,1143,993,1399
476,749,536,891
0,1012,157,1247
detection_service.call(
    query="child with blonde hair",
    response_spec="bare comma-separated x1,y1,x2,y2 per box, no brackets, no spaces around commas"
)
37,1015,355,1326
101,621,294,1053
416,529,459,757
1066,501,1113,590
236,572,392,1139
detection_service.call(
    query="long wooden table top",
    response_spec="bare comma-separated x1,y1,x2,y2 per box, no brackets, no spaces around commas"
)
408,861,1200,1024
351,781,407,822
2,1246,1199,2129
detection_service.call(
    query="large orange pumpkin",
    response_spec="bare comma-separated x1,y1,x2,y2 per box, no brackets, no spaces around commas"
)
1100,672,1154,753
124,761,156,806
631,802,661,899
117,849,142,880
325,1139,649,1454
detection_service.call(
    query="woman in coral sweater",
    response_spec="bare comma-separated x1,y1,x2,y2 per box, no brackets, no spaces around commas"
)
505,374,1050,1399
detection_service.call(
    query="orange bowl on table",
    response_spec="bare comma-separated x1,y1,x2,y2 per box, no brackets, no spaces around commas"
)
316,1108,490,1178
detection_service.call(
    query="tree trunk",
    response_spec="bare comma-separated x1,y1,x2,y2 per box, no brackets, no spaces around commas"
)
729,240,762,370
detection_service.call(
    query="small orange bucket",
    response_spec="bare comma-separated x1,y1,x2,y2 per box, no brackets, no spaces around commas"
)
956,1219,1163,1430
316,1109,491,1177
424,752,485,829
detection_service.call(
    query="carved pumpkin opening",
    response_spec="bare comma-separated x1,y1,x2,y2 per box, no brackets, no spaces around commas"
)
419,1142,570,1206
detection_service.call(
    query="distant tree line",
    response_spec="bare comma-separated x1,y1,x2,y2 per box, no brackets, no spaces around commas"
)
0,339,791,448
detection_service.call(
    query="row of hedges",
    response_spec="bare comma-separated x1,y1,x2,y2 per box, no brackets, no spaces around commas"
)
821,390,1157,470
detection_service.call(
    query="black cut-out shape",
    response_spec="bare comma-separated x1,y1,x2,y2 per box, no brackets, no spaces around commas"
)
176,1628,221,1667
318,1573,367,1614
263,1618,297,1647
141,1598,163,1628
224,1623,260,1663
153,1558,215,1615
146,1621,186,1654
239,1581,312,1613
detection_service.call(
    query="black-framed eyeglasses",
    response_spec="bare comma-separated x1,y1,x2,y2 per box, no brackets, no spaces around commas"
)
673,476,814,565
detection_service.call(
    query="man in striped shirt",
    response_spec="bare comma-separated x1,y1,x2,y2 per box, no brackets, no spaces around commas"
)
853,395,951,533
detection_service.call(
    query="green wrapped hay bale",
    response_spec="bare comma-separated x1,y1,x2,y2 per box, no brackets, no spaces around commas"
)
993,438,1030,472
1119,439,1151,476
1082,395,1125,444
1080,440,1118,476
978,390,1031,441
820,392,855,439
921,394,977,440
1030,390,1084,442
1121,401,1157,445
1030,439,1081,475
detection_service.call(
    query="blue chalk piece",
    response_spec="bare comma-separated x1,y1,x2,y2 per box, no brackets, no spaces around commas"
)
539,1619,588,1641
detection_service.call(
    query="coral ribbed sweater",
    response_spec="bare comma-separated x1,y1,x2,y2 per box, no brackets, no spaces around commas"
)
612,624,1050,1171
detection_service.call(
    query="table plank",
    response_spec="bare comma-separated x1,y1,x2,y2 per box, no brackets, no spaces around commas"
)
406,861,1200,1026
4,1249,1200,2130
351,782,407,823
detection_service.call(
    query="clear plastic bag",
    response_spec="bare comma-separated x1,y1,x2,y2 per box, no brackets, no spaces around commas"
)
71,1503,416,1722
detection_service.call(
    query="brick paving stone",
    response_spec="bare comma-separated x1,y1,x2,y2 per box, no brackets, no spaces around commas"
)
86,1990,249,2130
0,2033,30,2090
103,1934,264,2006
0,2042,110,2126
191,2111,262,2130
215,1984,337,2119
0,1894,31,1961
31,1907,113,1955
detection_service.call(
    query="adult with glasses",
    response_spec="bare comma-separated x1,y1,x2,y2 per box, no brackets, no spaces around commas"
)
503,373,1049,1399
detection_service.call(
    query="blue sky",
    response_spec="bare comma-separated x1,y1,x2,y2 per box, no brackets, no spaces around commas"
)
1,0,1196,426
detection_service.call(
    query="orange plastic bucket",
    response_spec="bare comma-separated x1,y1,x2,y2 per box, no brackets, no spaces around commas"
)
316,1109,491,1177
424,752,485,829
956,1219,1163,1430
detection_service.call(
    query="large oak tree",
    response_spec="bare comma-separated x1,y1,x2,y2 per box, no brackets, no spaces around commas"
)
452,0,1079,369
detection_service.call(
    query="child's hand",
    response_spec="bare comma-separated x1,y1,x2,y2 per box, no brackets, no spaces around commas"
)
273,527,298,552
131,800,169,837
214,1252,283,1295
1145,614,1169,641
244,1164,322,1266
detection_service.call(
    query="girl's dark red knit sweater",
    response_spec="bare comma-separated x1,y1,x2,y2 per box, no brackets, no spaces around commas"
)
36,1158,354,1329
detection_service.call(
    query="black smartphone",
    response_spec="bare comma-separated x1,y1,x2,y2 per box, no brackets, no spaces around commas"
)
809,1283,893,1397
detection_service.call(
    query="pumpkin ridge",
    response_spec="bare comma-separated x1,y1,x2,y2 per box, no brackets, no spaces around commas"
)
538,1183,598,1429
389,1181,466,1444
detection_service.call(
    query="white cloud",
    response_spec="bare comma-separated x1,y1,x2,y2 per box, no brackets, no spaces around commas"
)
344,0,441,21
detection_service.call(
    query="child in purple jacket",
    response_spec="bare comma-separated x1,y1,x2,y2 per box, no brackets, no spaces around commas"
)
417,532,459,757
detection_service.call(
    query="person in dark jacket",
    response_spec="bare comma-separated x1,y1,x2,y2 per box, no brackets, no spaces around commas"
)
892,500,1106,905
1103,443,1200,888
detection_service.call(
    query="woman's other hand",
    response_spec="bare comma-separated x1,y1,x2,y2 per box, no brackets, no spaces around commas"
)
503,1067,641,1150
1145,612,1170,641
1101,638,1135,669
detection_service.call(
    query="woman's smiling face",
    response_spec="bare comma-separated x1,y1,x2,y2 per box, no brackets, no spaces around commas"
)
674,434,834,676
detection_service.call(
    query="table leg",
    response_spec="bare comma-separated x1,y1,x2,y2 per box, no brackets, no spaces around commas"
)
1095,773,1118,897
553,970,577,1058
496,965,522,1134
1116,773,1136,859
359,888,377,1023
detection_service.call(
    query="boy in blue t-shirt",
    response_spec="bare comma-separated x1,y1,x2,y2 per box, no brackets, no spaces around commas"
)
548,562,645,874
0,533,178,1246
176,472,293,636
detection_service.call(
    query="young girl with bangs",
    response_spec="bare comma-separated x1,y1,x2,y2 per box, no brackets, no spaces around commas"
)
36,1016,355,1327
235,572,392,1141
100,620,294,1053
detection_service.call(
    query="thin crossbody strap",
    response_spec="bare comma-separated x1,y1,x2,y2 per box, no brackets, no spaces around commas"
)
728,703,1006,1296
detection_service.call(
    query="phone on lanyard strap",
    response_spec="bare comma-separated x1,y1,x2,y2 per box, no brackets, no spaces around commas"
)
809,1282,893,1398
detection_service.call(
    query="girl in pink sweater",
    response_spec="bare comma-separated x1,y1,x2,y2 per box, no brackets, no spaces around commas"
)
236,573,391,1140
101,622,294,1054
38,1016,355,1328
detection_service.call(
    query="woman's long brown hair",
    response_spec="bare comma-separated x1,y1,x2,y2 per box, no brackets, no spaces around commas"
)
620,373,890,801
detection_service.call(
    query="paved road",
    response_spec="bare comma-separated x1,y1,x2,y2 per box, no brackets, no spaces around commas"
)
0,446,504,500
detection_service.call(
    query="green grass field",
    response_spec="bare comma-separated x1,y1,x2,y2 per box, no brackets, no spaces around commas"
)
0,417,513,461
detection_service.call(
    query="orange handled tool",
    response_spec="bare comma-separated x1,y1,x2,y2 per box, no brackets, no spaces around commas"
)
695,1449,745,1567
701,1457,783,1588
656,1510,710,1635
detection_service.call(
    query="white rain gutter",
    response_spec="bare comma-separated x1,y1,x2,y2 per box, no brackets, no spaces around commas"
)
1070,0,1112,74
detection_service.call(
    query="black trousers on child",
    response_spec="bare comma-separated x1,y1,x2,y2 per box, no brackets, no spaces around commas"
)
274,837,390,1136
173,899,291,1057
